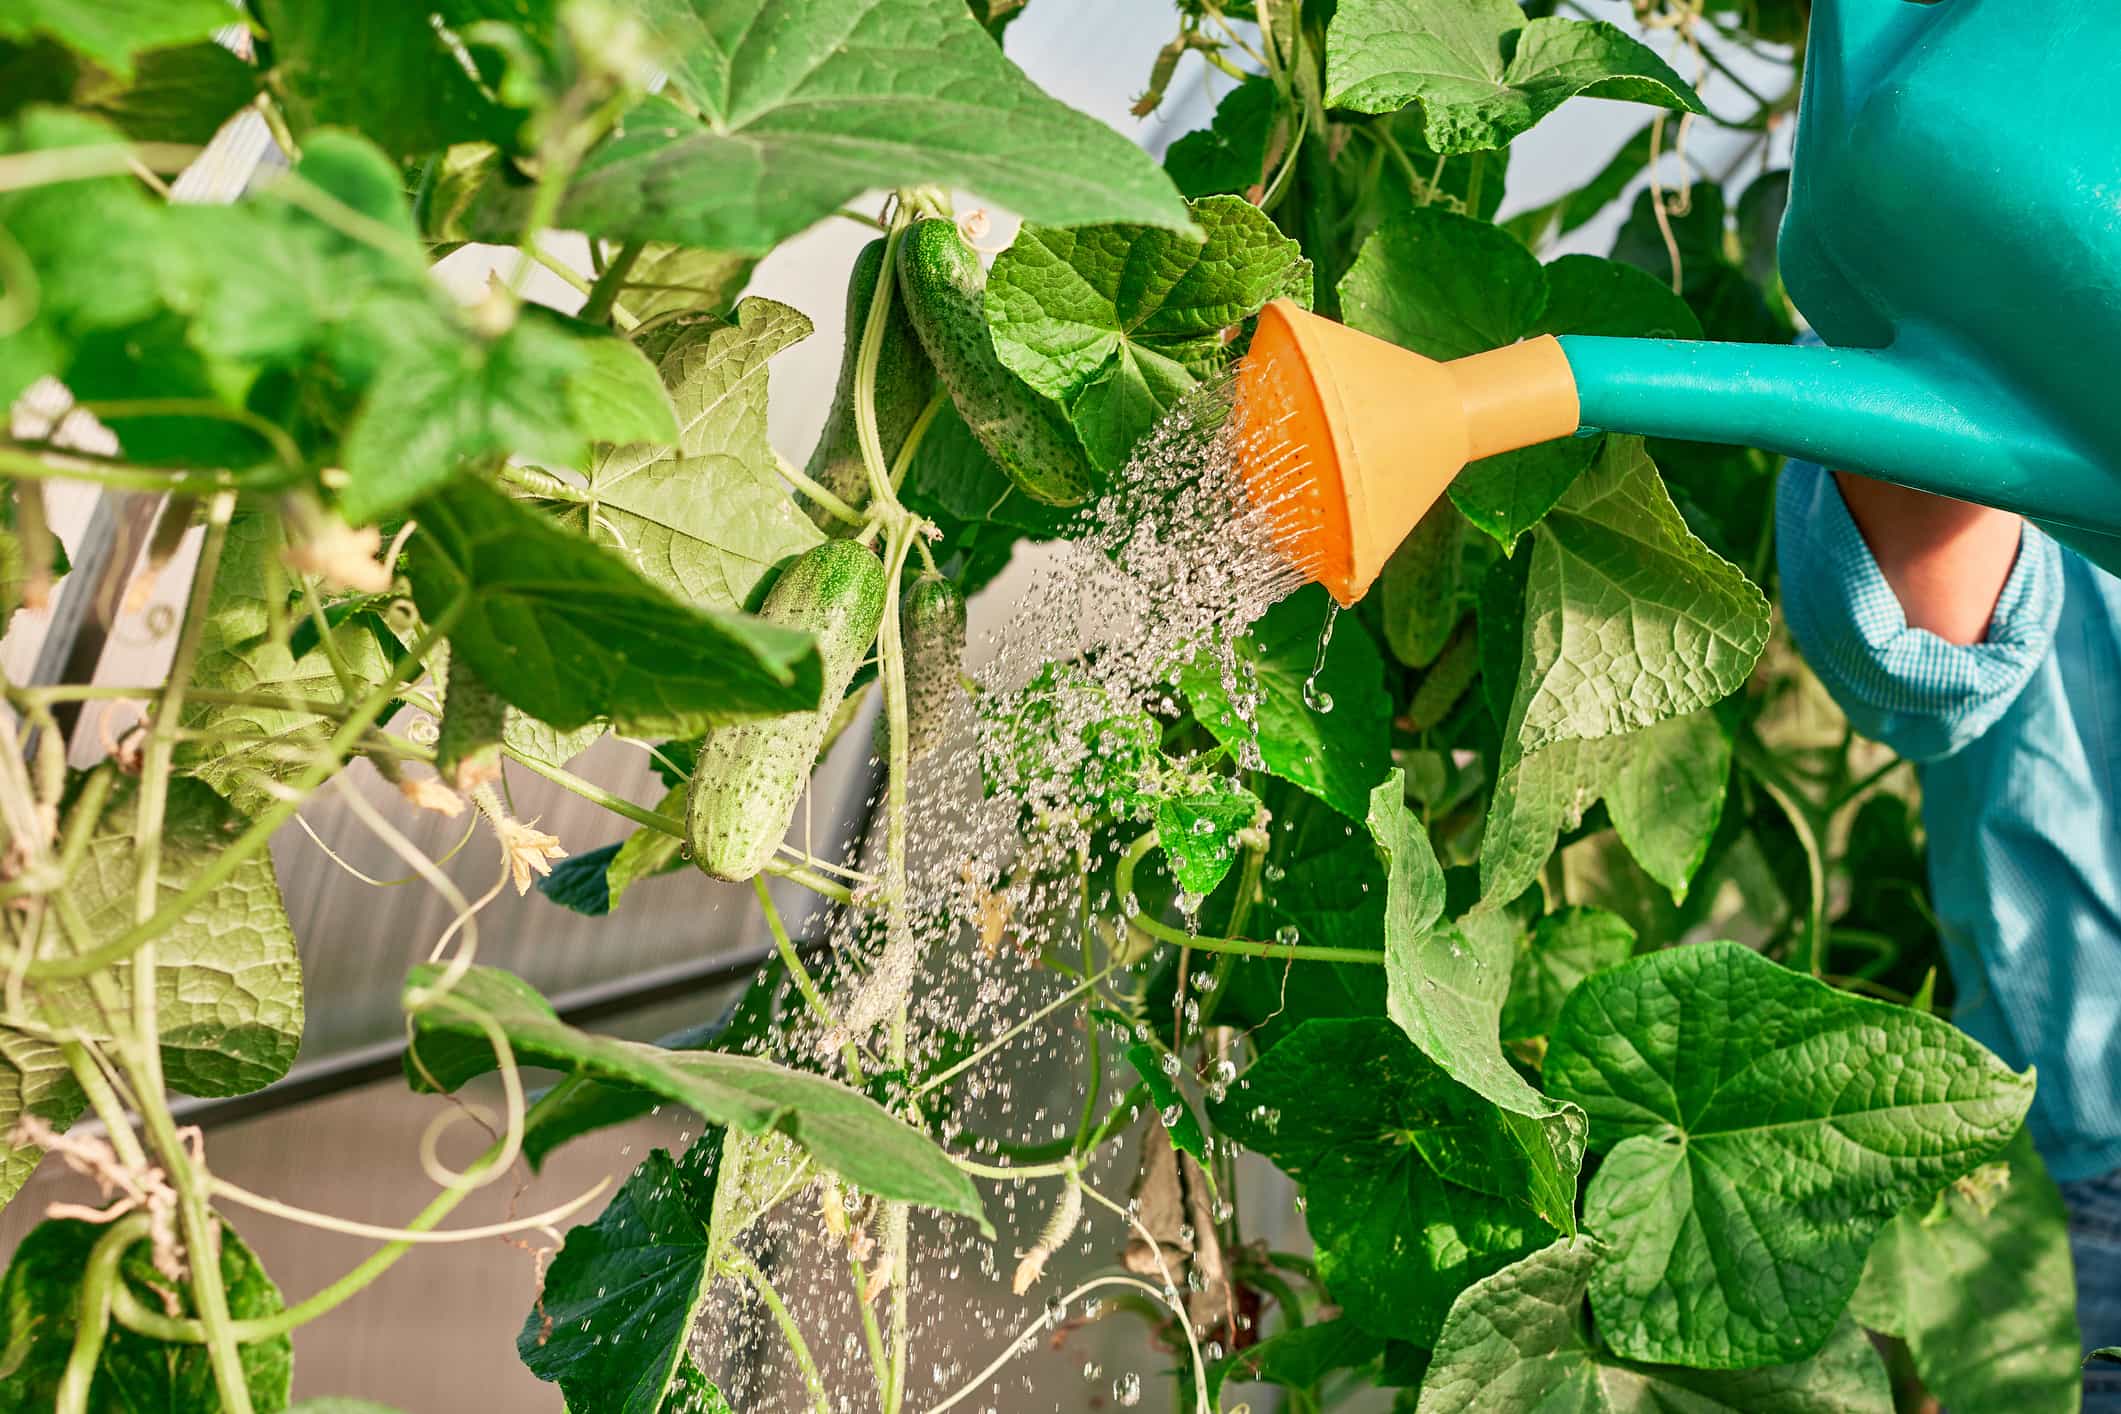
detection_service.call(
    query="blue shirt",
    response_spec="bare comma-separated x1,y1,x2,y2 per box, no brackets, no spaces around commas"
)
1778,461,2121,1182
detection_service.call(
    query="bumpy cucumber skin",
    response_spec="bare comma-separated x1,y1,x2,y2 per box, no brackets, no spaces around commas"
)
436,655,505,792
896,219,1095,507
900,574,968,761
686,541,887,881
804,238,938,528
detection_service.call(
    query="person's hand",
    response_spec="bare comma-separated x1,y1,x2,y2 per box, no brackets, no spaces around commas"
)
1832,472,2023,645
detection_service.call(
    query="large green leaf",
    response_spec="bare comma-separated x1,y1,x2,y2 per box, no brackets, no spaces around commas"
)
1208,1316,1384,1404
342,308,677,522
178,506,398,819
403,964,987,1227
1544,941,2036,1367
253,0,524,159
0,110,186,405
985,196,1308,470
0,1031,83,1212
1164,75,1280,200
1498,907,1635,1045
1850,1128,2083,1414
1325,0,1702,154
51,776,302,1099
1376,775,1582,1236
1180,585,1390,821
1210,1018,1560,1344
408,477,823,735
558,298,822,611
1479,712,1722,910
520,1135,728,1414
0,0,230,80
1380,498,1470,670
73,41,265,145
1415,1238,1892,1413
491,0,1189,254
0,1217,291,1409
1507,437,1768,755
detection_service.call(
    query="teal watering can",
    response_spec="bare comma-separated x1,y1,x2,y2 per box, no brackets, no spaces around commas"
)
1240,0,2121,604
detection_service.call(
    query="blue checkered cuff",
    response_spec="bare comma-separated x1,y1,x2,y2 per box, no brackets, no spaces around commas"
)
1775,458,2063,761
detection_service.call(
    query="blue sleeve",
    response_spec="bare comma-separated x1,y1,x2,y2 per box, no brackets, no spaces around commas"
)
1774,458,2064,762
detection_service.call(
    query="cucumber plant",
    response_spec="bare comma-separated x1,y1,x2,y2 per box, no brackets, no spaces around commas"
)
0,2,2083,1413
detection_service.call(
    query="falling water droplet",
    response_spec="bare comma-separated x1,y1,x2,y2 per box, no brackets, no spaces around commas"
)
1302,601,1339,712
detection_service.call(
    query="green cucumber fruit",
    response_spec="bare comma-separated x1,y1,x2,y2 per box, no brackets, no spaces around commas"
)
896,218,1095,507
900,573,968,761
686,541,887,881
803,237,938,528
436,655,506,792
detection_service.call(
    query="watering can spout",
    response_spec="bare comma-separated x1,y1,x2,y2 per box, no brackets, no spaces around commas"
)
1558,335,2107,530
1235,302,2121,604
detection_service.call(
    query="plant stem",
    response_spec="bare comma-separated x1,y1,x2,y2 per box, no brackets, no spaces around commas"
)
579,238,645,327
726,1252,831,1414
59,1040,149,1172
851,1256,891,1398
112,1141,504,1347
774,452,868,528
57,1214,152,1414
0,444,230,495
753,876,869,1082
1116,833,1384,965
912,964,1116,1098
112,489,253,1414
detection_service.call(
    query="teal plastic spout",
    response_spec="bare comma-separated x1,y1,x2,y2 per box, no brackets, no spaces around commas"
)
1556,335,2121,577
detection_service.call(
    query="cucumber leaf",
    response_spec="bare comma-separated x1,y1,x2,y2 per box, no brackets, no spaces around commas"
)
0,1031,83,1213
1325,0,1703,155
341,306,677,523
1210,1017,1562,1344
1180,585,1391,822
1152,782,1260,898
1498,907,1636,1045
0,1217,291,1409
0,0,231,81
520,1134,728,1414
179,506,398,820
1414,1238,1892,1413
1544,941,2036,1367
409,477,824,735
555,298,823,612
252,0,526,159
51,775,303,1100
1375,776,1582,1238
1123,1039,1213,1180
403,964,987,1228
986,196,1308,470
1851,1127,2083,1414
1506,436,1767,755
500,0,1191,255
1165,76,1281,200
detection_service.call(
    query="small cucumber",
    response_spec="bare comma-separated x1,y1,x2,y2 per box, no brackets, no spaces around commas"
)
804,238,938,527
900,573,968,761
686,541,887,881
436,655,505,792
896,218,1095,507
